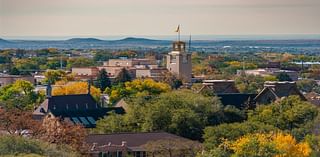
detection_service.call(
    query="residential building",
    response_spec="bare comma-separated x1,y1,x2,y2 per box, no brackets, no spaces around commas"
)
86,132,201,157
254,81,306,105
33,82,124,128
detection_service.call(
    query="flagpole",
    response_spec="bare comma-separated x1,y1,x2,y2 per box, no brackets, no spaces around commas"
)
178,25,180,42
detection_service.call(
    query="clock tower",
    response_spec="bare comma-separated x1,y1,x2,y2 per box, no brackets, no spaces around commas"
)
166,41,192,82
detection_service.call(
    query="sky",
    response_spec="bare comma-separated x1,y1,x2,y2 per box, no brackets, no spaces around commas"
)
0,0,320,39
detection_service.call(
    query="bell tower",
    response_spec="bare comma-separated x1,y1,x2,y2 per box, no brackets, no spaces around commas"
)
166,41,192,82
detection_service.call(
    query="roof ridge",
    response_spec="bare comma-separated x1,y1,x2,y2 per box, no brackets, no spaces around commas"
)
89,131,169,136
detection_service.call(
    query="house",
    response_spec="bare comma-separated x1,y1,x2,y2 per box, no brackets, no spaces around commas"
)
254,81,306,105
86,132,201,157
33,82,125,128
198,80,239,94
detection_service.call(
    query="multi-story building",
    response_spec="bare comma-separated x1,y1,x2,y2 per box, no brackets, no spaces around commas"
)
166,41,192,82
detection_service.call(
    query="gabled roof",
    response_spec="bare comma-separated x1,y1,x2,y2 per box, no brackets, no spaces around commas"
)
198,80,239,94
254,81,306,103
86,132,195,151
33,94,125,128
33,94,99,115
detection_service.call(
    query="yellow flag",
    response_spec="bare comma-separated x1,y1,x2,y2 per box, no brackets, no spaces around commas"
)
175,25,180,32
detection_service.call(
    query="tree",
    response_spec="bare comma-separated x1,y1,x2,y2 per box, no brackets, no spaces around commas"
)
106,79,170,104
0,109,42,136
52,81,101,101
234,74,265,93
43,70,69,84
203,121,277,149
40,115,87,151
248,96,318,139
66,57,95,69
276,72,292,81
114,68,132,84
0,80,40,110
96,90,222,140
142,138,202,157
95,112,129,133
0,135,80,157
161,72,183,89
229,132,311,157
296,79,318,93
95,69,111,91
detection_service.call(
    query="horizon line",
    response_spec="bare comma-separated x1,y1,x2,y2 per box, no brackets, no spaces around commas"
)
2,34,320,41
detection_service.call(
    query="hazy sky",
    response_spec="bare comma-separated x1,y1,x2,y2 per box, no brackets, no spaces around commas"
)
1,0,320,38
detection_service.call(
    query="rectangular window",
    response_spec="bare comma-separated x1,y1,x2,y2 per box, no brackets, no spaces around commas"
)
87,117,96,125
79,117,90,125
71,117,81,124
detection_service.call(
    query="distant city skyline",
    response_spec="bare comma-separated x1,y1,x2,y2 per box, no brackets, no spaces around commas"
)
1,0,320,38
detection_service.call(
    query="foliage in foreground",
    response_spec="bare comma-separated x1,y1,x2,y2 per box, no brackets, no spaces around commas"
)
0,135,80,157
95,90,222,140
200,132,311,157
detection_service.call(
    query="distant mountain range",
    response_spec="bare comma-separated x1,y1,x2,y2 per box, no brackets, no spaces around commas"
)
1,37,320,52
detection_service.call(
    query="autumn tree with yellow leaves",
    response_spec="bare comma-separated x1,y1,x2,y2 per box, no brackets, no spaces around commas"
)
52,81,101,101
105,78,171,104
229,132,311,157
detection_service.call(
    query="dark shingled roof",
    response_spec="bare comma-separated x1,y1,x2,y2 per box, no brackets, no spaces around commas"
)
217,93,257,109
86,132,192,149
33,94,125,128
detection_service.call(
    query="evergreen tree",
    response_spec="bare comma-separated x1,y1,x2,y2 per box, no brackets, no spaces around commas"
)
96,69,111,91
276,72,292,81
115,68,132,84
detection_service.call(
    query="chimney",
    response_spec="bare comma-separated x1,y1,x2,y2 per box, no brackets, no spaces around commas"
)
91,143,97,151
46,83,52,98
87,80,91,95
121,141,127,146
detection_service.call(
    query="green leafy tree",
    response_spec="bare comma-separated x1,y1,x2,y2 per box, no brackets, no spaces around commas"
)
235,74,265,93
248,96,318,140
95,90,222,140
0,80,40,110
43,70,66,84
95,69,111,91
114,68,132,84
203,121,277,149
276,72,292,81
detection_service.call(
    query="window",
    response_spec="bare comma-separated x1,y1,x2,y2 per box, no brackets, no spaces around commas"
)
79,117,90,125
71,117,81,124
87,117,96,125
